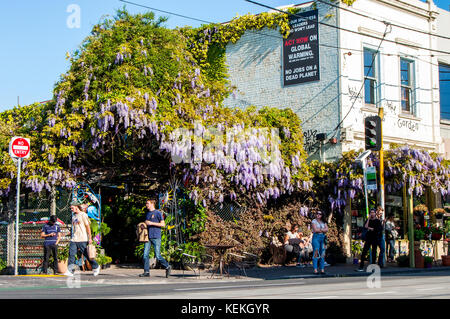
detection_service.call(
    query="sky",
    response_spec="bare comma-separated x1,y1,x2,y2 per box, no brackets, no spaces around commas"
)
0,0,449,112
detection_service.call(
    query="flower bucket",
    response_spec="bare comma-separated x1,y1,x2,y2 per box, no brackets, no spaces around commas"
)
431,233,442,241
57,260,68,274
442,255,450,267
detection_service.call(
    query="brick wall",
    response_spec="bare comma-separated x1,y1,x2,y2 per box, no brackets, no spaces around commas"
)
223,2,342,162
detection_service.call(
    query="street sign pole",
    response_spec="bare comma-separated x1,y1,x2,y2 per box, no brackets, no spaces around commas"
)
8,137,30,276
356,150,371,218
362,159,369,218
14,158,22,276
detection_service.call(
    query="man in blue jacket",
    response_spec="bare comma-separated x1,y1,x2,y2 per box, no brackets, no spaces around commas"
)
140,198,171,278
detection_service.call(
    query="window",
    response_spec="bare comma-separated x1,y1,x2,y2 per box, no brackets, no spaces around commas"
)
400,58,414,113
364,49,378,105
439,63,450,121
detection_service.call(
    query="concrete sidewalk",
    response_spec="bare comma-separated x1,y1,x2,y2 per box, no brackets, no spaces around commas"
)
1,263,450,289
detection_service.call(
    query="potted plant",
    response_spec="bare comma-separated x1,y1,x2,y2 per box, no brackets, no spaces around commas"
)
414,204,428,212
351,240,363,265
423,256,433,268
414,229,425,239
96,254,112,269
57,244,69,274
396,255,409,267
432,208,445,220
443,220,450,266
430,225,444,241
0,258,7,275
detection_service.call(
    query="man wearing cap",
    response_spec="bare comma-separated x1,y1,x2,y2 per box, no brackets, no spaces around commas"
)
64,200,100,277
139,198,171,278
356,208,383,272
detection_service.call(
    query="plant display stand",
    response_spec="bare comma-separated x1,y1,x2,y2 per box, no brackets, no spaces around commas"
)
18,223,71,274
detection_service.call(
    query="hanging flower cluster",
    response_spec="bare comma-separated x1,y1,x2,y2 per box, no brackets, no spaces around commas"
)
309,148,450,214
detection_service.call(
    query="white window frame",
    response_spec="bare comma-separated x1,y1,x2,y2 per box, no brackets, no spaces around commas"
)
363,48,379,106
400,57,415,115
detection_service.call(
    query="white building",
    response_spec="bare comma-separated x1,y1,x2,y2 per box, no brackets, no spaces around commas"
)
223,0,447,260
436,4,450,159
224,0,444,161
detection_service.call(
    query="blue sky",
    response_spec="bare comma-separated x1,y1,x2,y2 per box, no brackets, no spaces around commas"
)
0,0,449,112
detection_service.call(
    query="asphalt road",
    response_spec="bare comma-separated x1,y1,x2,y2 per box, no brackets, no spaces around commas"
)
0,270,449,299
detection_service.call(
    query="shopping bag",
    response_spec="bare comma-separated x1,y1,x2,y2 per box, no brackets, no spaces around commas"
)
87,244,97,260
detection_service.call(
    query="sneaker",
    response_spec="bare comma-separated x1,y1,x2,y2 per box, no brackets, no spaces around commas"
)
324,262,330,267
93,267,100,277
165,265,172,278
63,270,74,277
296,263,305,268
355,268,365,272
139,272,150,277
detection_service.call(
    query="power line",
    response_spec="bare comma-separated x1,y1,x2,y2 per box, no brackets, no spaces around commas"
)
300,23,391,131
315,0,450,42
245,0,450,56
120,0,449,59
119,0,215,25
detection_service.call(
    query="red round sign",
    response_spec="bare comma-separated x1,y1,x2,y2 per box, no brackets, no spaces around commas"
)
10,137,30,158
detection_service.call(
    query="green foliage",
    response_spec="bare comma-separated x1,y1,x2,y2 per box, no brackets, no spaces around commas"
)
423,256,433,264
396,255,409,267
351,240,363,257
57,244,70,262
96,254,113,266
414,229,425,241
0,258,6,272
90,220,111,237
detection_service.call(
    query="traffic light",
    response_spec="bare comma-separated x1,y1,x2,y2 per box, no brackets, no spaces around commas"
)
364,116,381,151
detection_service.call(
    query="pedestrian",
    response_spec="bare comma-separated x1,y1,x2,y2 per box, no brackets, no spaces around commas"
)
64,201,100,277
385,215,399,262
356,209,383,272
139,198,171,278
283,224,303,267
40,215,61,274
376,206,386,267
311,211,328,275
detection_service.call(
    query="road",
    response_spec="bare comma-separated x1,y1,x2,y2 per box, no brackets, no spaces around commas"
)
0,271,449,299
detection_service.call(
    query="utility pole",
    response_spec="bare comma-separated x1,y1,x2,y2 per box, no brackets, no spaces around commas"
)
408,188,415,268
378,107,386,267
378,107,385,216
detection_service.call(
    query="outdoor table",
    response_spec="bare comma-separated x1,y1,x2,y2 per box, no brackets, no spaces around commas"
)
204,244,235,278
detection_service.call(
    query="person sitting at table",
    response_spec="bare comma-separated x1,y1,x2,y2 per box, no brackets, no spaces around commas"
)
284,224,303,265
298,232,313,267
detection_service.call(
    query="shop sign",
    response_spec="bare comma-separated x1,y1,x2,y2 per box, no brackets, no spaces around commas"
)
365,166,377,191
283,10,320,86
386,195,402,207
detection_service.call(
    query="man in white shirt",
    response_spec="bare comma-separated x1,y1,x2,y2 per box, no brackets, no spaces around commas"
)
64,200,100,277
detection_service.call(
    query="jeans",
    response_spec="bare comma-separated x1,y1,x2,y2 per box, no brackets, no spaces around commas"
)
377,234,386,266
387,239,396,260
42,244,58,274
359,238,377,269
143,238,169,273
68,241,99,271
312,233,325,271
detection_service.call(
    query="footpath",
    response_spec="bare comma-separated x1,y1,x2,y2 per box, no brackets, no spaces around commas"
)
1,262,450,289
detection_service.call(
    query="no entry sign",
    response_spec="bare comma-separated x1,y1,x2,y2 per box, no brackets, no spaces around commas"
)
9,137,31,159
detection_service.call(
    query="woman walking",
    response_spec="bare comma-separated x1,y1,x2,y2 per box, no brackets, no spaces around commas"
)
311,211,328,275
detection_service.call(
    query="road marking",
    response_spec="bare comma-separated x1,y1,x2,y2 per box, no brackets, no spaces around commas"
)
304,296,338,299
416,287,444,291
363,291,397,295
174,282,305,291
